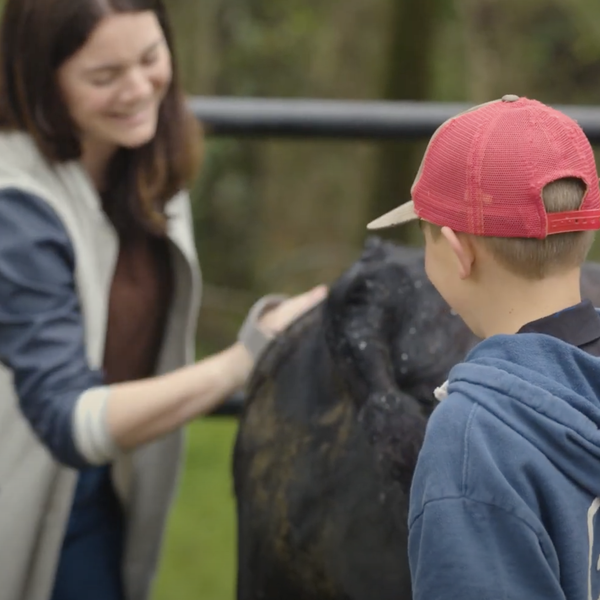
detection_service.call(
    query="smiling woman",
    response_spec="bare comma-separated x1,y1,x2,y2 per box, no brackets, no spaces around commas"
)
0,0,198,236
0,2,326,600
58,13,174,174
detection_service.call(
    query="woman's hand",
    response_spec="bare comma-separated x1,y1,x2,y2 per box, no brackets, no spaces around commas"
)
259,285,328,335
106,284,328,453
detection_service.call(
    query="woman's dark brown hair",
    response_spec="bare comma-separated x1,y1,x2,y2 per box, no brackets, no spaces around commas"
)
0,0,202,236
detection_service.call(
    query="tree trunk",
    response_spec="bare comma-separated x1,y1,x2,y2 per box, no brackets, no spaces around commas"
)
368,0,445,245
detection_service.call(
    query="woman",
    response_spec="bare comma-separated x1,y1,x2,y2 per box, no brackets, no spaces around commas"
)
0,1,326,599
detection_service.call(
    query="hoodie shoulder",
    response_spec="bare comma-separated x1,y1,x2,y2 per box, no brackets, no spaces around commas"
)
409,384,547,530
408,392,478,525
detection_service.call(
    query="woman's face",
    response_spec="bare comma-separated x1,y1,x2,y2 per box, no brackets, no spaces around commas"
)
57,11,172,153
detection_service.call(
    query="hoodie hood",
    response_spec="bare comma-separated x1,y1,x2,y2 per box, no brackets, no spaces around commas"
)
448,331,600,497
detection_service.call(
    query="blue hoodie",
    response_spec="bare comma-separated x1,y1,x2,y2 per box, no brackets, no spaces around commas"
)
408,331,600,599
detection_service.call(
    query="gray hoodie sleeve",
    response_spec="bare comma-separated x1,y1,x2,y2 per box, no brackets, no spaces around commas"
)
0,188,116,468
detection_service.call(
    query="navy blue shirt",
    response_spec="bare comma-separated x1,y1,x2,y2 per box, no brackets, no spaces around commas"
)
0,189,124,599
518,298,600,356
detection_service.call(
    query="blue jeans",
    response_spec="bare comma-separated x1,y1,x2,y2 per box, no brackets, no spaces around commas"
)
50,466,125,600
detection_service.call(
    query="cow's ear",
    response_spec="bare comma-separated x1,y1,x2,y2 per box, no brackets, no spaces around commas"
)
321,240,429,492
322,250,417,406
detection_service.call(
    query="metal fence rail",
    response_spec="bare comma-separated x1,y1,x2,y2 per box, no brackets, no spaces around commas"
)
190,96,600,141
202,95,600,416
211,391,245,417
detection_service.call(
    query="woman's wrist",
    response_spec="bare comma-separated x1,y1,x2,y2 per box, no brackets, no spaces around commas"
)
189,341,255,410
222,341,254,391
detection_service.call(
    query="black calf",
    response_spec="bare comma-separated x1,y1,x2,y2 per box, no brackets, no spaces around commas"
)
233,237,600,600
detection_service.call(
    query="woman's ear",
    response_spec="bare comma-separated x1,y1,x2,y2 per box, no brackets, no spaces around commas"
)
441,227,475,280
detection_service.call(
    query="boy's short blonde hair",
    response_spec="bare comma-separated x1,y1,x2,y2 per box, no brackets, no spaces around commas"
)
425,177,595,280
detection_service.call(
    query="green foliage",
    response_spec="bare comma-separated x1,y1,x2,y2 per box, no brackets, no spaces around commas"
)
192,139,261,290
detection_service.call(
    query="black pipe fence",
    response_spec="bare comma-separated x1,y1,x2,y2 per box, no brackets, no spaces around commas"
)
201,95,600,416
190,96,600,141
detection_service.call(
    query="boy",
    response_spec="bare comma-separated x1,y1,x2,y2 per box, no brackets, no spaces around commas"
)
367,95,600,599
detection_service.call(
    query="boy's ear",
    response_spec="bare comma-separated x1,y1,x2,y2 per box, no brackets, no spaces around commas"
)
441,227,475,280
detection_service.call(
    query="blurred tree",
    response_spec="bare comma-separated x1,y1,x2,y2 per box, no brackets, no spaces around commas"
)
221,0,392,292
166,0,395,352
165,0,600,354
167,0,260,295
369,0,450,245
459,0,600,103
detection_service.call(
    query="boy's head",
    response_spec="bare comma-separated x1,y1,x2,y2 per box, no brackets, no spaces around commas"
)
367,95,600,335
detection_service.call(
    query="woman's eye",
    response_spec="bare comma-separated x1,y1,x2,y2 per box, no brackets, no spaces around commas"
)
142,52,159,66
90,72,118,87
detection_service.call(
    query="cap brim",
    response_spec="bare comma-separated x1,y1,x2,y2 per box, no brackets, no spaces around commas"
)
366,201,418,230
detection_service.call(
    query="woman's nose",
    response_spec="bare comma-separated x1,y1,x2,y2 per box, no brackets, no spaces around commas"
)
119,67,153,104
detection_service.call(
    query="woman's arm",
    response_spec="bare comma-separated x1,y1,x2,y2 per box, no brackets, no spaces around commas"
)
104,342,251,449
0,189,325,466
105,286,325,450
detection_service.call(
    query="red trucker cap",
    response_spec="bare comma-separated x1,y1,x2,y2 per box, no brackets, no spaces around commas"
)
367,95,600,238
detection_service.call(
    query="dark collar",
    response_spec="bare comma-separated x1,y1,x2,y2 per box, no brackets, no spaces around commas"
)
518,300,600,348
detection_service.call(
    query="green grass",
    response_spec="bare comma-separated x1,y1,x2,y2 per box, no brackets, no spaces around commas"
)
152,418,239,600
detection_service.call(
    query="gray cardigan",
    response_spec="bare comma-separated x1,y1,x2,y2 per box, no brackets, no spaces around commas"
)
0,132,201,600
